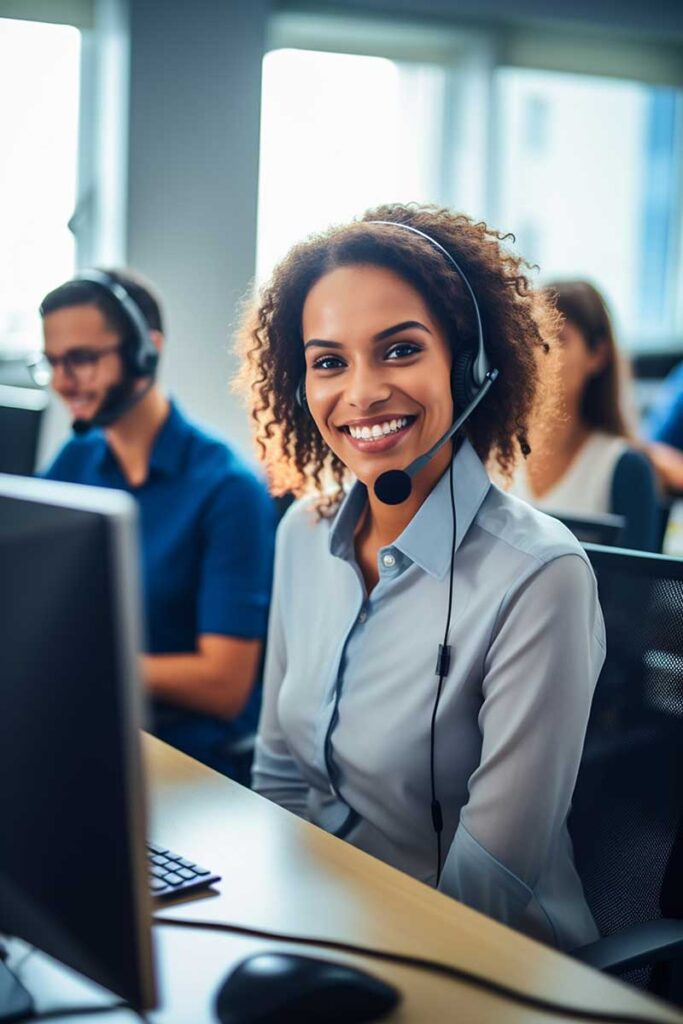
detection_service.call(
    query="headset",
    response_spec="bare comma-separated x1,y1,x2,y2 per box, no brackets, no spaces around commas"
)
39,269,160,434
73,269,160,380
296,220,500,884
296,221,499,504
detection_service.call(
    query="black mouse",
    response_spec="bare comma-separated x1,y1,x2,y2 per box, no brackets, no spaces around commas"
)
214,951,401,1023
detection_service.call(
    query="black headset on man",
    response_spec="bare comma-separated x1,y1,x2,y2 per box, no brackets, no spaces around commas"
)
297,221,500,886
36,268,159,435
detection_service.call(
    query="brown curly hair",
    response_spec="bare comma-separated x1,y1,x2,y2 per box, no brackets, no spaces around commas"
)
235,203,560,506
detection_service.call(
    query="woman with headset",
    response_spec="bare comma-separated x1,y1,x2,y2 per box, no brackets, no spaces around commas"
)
238,204,605,950
507,279,660,551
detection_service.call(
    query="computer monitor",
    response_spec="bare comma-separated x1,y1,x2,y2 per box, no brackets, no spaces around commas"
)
547,509,626,547
0,474,156,1016
0,384,48,476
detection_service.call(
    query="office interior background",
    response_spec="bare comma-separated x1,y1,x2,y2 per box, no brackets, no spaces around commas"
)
0,0,682,466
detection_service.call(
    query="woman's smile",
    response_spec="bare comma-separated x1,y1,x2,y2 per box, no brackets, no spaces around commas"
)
302,264,454,492
337,413,418,453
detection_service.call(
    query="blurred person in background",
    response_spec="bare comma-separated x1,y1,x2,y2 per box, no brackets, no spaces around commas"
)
32,269,275,780
508,280,660,551
643,362,683,493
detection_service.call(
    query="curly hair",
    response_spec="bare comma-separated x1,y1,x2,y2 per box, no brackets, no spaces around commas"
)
235,203,560,508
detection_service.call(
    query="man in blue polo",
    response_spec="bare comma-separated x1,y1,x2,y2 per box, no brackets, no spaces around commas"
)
34,268,275,779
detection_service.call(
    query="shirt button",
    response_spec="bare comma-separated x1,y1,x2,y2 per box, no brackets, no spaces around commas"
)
358,608,367,624
382,552,396,568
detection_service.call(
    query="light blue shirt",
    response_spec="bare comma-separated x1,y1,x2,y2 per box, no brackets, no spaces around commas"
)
253,439,605,950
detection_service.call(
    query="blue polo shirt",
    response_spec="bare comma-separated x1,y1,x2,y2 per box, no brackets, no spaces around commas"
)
43,399,275,773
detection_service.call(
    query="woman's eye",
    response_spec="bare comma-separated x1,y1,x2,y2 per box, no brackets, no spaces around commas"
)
385,342,421,360
312,355,345,371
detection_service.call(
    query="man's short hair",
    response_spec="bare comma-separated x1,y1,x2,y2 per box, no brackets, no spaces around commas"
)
40,268,164,341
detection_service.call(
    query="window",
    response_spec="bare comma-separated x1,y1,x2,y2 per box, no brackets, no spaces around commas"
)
0,18,81,357
258,20,683,354
256,48,448,282
494,69,683,349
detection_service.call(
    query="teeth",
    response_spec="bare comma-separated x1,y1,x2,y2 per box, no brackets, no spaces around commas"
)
348,417,409,440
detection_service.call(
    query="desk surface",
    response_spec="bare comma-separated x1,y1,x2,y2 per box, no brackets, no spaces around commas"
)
10,736,682,1023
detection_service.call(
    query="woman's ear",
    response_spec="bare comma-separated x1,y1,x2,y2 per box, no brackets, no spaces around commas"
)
587,336,609,376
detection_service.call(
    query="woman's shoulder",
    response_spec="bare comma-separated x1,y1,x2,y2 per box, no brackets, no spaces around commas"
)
583,430,629,464
476,483,591,571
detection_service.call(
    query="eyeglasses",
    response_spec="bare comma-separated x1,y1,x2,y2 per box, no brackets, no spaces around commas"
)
27,344,122,387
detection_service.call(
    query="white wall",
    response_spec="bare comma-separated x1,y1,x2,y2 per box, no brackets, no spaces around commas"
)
125,0,269,453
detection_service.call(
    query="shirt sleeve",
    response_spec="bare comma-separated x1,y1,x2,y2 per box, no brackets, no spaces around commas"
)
610,449,661,552
440,553,605,934
252,515,311,818
644,361,683,447
197,468,275,639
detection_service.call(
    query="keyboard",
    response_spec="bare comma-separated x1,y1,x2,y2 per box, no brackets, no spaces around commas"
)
147,841,221,899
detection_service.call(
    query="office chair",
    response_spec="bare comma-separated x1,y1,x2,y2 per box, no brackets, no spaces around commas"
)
550,509,626,547
569,544,683,1006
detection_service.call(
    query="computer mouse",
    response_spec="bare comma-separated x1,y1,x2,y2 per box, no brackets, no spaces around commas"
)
214,951,401,1023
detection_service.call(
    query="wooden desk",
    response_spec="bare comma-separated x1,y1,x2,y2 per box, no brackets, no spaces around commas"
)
7,736,681,1022
145,736,682,1023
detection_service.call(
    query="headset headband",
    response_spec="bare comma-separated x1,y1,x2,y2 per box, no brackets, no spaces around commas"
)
367,220,490,388
72,269,159,379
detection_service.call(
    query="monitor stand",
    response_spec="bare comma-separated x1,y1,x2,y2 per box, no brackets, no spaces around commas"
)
0,958,33,1022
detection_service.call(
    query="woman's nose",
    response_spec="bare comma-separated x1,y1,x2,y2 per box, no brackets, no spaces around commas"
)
344,365,392,410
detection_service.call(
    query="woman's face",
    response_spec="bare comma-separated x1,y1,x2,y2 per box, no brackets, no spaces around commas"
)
557,318,607,410
301,263,454,491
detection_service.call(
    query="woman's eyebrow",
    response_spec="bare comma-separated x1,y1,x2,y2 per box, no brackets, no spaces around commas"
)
304,320,432,351
303,339,344,351
373,320,432,341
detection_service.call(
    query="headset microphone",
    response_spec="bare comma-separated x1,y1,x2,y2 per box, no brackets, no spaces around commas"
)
71,377,155,435
373,369,498,505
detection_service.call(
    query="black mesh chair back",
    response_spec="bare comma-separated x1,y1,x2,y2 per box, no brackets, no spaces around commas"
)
552,510,625,547
569,545,683,989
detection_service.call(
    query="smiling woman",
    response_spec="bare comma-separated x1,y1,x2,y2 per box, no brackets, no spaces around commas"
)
237,203,606,952
239,204,558,507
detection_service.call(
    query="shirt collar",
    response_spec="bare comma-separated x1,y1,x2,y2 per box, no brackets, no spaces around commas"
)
147,399,191,477
93,397,190,479
329,438,491,580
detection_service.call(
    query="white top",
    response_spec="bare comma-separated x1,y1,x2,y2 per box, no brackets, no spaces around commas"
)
253,439,606,950
508,431,628,516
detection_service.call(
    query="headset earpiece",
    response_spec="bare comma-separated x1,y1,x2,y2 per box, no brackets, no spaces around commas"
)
451,351,478,413
295,377,308,412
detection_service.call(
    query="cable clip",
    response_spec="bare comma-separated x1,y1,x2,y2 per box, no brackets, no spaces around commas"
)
431,800,443,834
435,644,451,677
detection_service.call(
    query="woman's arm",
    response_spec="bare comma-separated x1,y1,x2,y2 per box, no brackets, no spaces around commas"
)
251,516,311,819
440,554,605,940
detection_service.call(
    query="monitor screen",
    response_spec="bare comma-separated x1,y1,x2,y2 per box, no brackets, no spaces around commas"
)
0,385,48,476
0,475,156,1011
